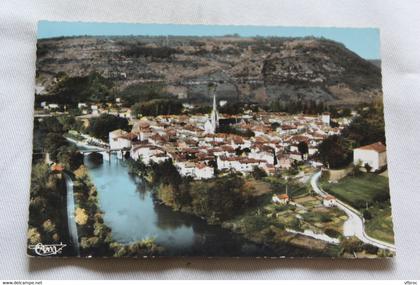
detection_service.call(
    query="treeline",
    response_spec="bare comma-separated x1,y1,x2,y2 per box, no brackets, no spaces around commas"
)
317,103,385,169
30,115,163,257
87,114,130,141
269,99,352,116
35,72,114,107
33,116,84,169
29,116,85,256
131,99,183,117
28,163,73,255
129,159,254,224
72,166,163,257
37,71,364,120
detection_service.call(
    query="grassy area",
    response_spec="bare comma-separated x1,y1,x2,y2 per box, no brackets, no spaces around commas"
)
364,206,395,244
64,131,84,141
321,173,394,244
321,173,390,209
263,176,309,198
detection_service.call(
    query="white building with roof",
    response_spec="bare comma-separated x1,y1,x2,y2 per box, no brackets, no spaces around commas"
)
109,129,134,150
353,142,387,171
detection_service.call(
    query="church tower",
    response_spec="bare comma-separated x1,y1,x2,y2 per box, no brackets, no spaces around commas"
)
210,93,219,133
204,93,219,134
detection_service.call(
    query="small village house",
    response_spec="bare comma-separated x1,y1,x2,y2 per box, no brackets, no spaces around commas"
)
321,112,331,125
353,142,387,172
109,129,135,150
272,194,289,205
323,195,337,207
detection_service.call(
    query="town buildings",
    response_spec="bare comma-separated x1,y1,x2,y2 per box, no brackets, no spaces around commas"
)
105,95,352,180
53,93,354,180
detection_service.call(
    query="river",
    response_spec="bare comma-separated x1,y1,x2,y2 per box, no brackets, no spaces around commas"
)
61,152,332,257
83,154,276,256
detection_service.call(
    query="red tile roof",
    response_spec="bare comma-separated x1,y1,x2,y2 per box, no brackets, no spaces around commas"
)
277,194,289,200
356,142,386,153
324,195,336,200
51,164,64,172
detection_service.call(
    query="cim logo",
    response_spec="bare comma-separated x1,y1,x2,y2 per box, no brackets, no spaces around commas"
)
28,242,67,256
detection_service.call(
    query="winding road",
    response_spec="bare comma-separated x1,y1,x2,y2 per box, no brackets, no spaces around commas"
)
310,171,396,252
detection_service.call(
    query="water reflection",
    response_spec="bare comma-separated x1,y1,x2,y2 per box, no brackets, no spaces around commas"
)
83,154,275,256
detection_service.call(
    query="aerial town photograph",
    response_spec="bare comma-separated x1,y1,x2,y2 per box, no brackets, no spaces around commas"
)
27,21,395,258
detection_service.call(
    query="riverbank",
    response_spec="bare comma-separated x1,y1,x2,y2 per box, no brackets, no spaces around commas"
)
143,162,344,257
27,163,73,257
69,164,164,257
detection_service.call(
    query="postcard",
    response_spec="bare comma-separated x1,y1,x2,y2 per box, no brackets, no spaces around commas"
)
28,21,395,258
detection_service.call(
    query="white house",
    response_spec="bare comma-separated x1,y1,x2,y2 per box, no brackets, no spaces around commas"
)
353,142,387,171
248,150,274,165
321,112,331,125
130,145,166,165
217,156,263,174
174,161,214,180
194,163,214,179
77,103,87,109
47,103,59,110
91,105,99,115
109,129,134,150
175,161,196,177
272,194,289,205
323,195,337,207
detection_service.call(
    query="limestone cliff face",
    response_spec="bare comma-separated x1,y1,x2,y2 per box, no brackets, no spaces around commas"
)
36,36,382,106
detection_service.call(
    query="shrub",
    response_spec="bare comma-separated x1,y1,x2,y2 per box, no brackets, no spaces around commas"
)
325,228,340,238
363,244,379,254
363,210,372,220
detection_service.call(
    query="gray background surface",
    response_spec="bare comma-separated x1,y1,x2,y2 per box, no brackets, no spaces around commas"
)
0,0,419,280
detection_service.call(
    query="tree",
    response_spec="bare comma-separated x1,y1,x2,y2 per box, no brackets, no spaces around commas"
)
131,99,183,117
118,83,165,107
342,103,385,146
363,210,372,220
318,135,352,169
39,117,64,133
44,133,69,161
364,163,372,173
87,114,129,141
352,161,363,176
48,72,114,106
58,115,84,132
57,148,84,170
251,167,267,180
271,122,280,131
149,159,182,187
297,141,309,159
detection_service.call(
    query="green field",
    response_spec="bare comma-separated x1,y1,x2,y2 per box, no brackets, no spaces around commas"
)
321,173,389,209
322,173,394,244
364,206,395,244
263,176,309,198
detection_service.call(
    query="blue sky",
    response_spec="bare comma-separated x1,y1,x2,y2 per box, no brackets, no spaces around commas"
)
38,21,380,59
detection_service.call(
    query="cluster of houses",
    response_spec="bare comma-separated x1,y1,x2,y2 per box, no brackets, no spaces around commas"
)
40,98,132,119
104,95,356,181
50,93,387,211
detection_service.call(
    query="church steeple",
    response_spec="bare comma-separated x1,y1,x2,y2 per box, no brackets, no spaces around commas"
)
213,93,217,112
210,93,219,133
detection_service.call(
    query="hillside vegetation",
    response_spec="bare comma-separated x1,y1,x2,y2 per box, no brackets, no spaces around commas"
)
36,36,382,107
